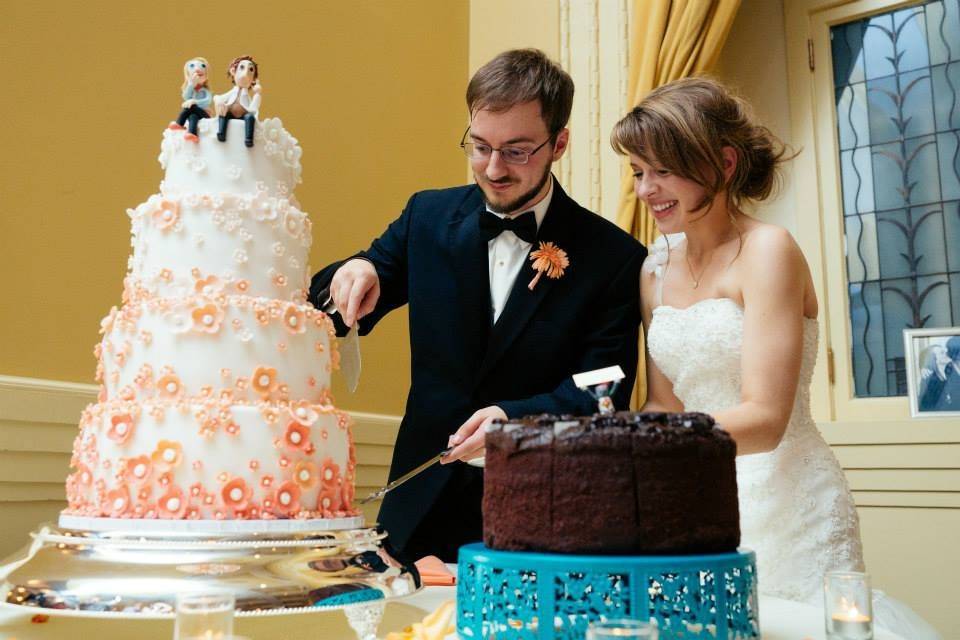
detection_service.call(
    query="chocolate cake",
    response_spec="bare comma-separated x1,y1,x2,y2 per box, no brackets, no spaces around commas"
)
482,411,740,555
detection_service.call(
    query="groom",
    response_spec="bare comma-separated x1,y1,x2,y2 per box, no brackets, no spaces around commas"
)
310,49,646,562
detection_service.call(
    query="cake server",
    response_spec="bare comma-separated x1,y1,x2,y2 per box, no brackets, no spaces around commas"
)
318,292,362,393
359,447,453,504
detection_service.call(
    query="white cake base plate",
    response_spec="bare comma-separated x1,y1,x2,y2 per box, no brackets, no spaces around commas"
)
58,514,365,534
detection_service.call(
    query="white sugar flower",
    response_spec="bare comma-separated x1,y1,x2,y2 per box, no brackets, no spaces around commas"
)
262,118,283,143
234,249,248,264
284,210,304,237
226,165,242,180
272,242,286,257
225,211,242,232
165,311,192,334
253,195,277,222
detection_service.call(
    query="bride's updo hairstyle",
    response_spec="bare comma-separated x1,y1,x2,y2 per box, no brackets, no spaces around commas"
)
611,77,791,212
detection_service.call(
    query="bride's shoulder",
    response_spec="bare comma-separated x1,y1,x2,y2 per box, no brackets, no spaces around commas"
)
740,222,805,268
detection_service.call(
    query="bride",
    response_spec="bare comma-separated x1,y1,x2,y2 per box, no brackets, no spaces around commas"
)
610,77,939,639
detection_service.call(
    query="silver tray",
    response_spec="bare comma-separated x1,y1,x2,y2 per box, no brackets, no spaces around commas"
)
1,524,420,621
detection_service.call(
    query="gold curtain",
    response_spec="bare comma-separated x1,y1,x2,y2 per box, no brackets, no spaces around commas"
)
619,0,741,408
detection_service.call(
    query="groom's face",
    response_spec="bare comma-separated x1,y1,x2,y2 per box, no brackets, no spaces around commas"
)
469,100,568,214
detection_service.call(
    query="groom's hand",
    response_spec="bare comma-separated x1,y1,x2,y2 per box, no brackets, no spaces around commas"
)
331,258,380,327
441,406,506,464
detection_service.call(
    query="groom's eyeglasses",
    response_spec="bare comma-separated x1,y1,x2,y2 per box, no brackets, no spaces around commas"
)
459,127,552,165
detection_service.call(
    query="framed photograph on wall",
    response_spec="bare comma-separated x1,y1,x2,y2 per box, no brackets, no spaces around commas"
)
903,328,960,418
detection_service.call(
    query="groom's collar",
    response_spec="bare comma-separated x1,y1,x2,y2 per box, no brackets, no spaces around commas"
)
484,176,554,232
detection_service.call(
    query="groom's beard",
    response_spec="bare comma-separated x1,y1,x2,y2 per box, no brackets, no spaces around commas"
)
478,164,552,215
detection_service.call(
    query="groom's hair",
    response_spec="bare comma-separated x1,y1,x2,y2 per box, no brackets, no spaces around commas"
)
466,49,574,138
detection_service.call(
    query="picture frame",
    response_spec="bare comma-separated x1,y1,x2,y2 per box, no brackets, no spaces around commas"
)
903,327,960,418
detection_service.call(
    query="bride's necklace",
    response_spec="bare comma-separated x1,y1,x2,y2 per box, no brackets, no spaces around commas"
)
684,251,709,289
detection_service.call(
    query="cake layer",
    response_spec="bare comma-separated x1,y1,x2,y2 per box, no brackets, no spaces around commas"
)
159,118,302,198
483,412,741,555
126,191,311,302
65,399,357,521
98,295,335,405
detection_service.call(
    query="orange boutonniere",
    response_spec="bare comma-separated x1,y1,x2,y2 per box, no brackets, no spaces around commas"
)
528,241,570,290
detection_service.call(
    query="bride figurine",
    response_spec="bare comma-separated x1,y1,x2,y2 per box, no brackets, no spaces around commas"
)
611,77,940,640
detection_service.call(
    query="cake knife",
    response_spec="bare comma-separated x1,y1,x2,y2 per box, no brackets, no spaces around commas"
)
317,292,362,393
359,447,453,504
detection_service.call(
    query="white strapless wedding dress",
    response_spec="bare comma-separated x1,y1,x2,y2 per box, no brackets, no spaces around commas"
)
646,291,942,639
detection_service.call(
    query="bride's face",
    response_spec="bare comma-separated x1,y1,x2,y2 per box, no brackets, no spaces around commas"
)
629,153,710,235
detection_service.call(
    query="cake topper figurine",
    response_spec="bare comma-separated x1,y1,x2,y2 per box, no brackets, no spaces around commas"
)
168,57,212,143
572,365,626,415
214,55,261,148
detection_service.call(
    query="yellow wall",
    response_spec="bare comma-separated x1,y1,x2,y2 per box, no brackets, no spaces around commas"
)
469,0,559,73
0,0,469,416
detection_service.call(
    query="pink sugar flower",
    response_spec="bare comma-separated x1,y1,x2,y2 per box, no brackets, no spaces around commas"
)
157,373,183,399
252,366,278,398
293,460,318,489
106,486,132,517
317,484,342,514
191,302,224,334
222,477,253,512
282,305,306,335
151,440,183,470
153,199,180,231
107,413,136,445
274,481,301,516
319,458,340,488
157,486,187,518
124,455,153,484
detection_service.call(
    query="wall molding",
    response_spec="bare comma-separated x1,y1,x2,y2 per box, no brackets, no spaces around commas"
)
558,0,631,221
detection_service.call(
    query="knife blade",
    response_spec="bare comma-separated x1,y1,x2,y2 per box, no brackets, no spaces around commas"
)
318,293,362,393
359,447,453,504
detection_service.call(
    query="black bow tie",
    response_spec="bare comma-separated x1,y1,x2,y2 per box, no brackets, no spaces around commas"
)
478,210,538,244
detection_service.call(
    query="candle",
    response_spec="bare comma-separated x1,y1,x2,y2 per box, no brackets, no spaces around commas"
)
829,603,872,640
175,591,235,640
824,571,873,640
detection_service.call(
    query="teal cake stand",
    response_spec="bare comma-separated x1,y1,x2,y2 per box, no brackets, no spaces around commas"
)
456,543,759,640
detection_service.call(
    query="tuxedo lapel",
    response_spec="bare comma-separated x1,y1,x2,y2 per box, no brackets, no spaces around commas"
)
447,190,493,364
476,181,575,382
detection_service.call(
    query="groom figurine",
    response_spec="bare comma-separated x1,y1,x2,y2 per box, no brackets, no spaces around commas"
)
310,49,646,562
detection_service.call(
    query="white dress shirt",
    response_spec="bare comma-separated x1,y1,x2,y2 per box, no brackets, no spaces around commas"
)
487,179,553,323
214,85,261,116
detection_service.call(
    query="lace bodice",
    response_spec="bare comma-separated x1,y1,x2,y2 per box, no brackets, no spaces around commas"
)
649,298,819,447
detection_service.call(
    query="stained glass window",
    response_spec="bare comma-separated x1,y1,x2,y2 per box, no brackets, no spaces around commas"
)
832,0,960,397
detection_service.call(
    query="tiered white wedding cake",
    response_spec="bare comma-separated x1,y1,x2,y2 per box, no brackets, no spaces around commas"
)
62,118,359,530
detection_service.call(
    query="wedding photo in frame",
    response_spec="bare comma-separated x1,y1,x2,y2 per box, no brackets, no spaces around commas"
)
904,328,960,419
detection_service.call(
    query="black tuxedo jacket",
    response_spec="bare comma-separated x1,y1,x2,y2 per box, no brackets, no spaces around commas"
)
310,179,646,552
